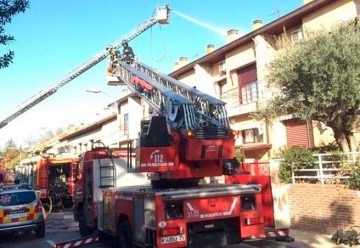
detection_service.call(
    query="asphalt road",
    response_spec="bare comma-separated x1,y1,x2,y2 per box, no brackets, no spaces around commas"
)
0,232,300,248
0,211,301,248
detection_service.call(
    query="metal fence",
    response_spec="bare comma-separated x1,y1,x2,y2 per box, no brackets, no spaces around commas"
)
292,151,360,184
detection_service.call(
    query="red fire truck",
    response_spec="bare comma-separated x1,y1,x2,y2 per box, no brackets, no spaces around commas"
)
20,155,77,208
71,9,290,247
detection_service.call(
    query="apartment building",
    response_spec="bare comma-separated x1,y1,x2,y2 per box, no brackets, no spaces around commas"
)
169,0,360,160
50,91,146,156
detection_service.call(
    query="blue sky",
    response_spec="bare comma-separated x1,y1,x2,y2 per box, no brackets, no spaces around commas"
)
0,0,303,148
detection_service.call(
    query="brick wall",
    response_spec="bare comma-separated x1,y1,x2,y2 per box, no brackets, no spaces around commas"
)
288,183,360,234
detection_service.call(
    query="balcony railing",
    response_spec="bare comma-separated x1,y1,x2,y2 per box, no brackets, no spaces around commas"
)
221,87,258,117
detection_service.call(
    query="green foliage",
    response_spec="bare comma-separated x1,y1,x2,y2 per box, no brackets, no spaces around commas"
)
0,139,20,168
258,18,360,151
235,149,245,163
279,146,316,183
0,0,29,69
346,164,360,190
310,143,341,153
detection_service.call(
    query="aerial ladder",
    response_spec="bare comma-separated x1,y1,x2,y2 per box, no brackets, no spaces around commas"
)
109,60,231,138
0,5,169,129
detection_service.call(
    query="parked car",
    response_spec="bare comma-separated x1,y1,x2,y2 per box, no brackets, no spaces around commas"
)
0,185,46,237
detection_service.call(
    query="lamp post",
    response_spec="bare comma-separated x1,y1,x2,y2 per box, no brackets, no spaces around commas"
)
86,89,114,99
86,89,118,112
85,89,120,147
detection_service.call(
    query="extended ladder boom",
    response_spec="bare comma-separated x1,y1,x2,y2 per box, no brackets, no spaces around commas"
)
109,59,230,138
135,62,230,127
0,5,170,129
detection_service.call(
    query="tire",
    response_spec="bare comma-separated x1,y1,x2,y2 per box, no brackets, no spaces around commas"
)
35,223,45,238
117,220,133,248
79,213,93,237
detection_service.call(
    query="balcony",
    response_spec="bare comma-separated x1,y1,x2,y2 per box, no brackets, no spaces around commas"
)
221,87,258,117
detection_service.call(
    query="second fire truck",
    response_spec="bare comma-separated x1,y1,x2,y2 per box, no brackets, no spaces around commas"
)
18,155,77,208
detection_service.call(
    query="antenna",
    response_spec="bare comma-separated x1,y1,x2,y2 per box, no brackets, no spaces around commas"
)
269,9,280,18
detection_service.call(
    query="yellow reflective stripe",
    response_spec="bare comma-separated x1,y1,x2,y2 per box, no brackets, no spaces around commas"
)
19,217,27,222
28,206,35,214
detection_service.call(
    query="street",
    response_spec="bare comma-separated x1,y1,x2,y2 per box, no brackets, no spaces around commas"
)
0,210,305,248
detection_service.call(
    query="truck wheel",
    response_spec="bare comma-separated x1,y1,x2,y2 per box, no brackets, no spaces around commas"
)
117,220,133,248
79,213,93,237
35,223,45,238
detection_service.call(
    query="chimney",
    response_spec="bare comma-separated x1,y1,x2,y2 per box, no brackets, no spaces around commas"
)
174,56,188,70
178,56,188,66
206,44,215,54
226,29,239,43
252,19,263,30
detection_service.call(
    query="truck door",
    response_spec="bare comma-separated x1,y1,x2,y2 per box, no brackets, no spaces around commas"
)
38,159,48,191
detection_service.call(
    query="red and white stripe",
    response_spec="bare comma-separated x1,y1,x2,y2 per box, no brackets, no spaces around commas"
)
251,228,289,239
47,236,99,248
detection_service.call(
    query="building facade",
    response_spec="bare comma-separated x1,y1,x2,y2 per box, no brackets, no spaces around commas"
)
169,0,360,160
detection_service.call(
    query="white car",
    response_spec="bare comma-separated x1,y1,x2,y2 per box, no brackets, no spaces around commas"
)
0,186,46,237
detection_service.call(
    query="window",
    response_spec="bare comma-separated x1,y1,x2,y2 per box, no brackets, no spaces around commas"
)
218,60,226,75
238,64,259,104
0,191,36,207
241,195,256,211
124,113,129,135
242,128,263,144
291,27,304,42
165,201,184,220
217,79,227,99
241,81,258,104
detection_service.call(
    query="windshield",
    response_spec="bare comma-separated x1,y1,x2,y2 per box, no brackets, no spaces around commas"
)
0,191,36,207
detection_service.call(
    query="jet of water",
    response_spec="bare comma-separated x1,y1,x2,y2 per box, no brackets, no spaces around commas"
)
173,9,227,37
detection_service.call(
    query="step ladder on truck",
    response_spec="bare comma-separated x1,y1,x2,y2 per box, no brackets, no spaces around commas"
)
47,4,293,248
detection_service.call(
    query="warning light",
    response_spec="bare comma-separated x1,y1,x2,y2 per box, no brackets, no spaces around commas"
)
107,66,113,74
230,129,239,138
185,130,193,137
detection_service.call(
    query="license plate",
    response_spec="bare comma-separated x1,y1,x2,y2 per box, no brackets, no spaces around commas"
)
8,212,26,218
160,234,186,244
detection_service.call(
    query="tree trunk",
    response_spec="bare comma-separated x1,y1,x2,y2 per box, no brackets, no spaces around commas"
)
345,131,359,152
332,128,351,152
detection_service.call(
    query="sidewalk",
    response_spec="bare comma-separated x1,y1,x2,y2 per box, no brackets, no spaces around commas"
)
289,229,354,248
